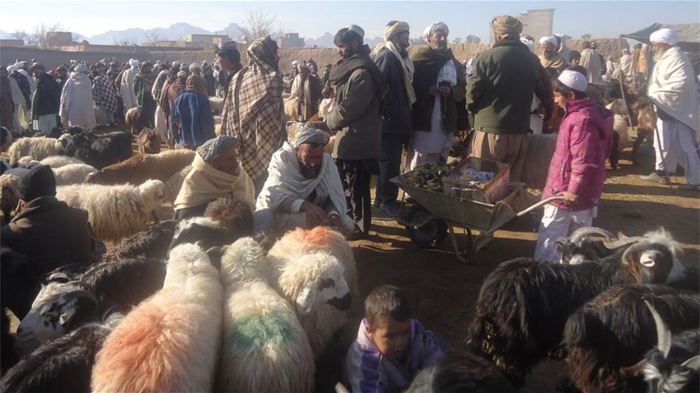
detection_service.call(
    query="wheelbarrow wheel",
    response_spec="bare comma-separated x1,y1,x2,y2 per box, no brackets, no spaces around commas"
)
405,206,448,248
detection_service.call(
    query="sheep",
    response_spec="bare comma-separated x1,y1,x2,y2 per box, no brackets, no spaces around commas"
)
216,237,315,393
562,285,700,393
39,155,85,168
103,220,178,261
163,164,191,203
91,243,223,393
56,179,166,242
84,149,194,186
71,130,132,169
637,302,700,393
1,310,123,393
136,128,162,154
466,228,689,387
16,156,38,167
17,257,166,351
405,351,517,393
7,134,74,166
52,163,98,185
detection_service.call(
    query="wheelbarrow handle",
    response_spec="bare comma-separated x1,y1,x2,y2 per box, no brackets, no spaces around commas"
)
515,194,566,217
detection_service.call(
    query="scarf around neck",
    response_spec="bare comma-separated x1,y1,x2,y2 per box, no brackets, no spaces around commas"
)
329,44,383,95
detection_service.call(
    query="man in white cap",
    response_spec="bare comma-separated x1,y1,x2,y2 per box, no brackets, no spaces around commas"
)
255,126,354,234
640,28,700,190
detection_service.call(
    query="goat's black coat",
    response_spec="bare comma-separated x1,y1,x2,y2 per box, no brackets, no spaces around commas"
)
71,131,132,170
563,284,700,393
104,220,177,261
642,329,700,393
79,257,166,307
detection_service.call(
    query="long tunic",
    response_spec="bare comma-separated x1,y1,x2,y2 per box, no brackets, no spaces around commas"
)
60,73,97,130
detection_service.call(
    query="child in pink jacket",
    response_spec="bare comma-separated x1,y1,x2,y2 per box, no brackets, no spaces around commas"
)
534,70,614,263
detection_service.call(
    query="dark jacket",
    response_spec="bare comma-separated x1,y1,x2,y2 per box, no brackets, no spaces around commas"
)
411,47,467,135
372,47,413,134
467,40,552,135
171,90,215,148
31,73,61,119
1,196,95,317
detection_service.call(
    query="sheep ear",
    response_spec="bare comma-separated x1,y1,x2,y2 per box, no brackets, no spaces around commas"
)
681,355,700,371
296,286,316,314
644,299,671,357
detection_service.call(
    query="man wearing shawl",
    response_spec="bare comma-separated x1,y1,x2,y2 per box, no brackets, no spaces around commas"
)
60,63,97,130
173,136,255,220
161,69,188,143
133,61,157,130
289,63,322,121
256,126,354,234
640,28,700,190
0,68,14,130
221,36,286,194
92,67,119,126
538,36,567,74
8,65,31,130
215,41,243,100
620,49,633,80
152,62,176,138
467,15,552,182
371,20,415,217
409,22,468,171
325,25,383,237
170,74,215,149
119,58,140,114
580,41,603,85
31,64,61,133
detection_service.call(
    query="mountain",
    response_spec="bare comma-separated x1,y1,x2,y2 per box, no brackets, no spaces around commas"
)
88,23,210,45
215,23,245,42
0,30,14,39
305,32,384,48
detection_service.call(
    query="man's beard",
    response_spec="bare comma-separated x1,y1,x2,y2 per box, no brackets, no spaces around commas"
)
430,43,447,50
300,164,321,179
399,47,409,58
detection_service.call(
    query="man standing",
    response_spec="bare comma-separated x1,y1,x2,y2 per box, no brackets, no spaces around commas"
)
60,64,97,130
410,22,468,170
371,21,414,216
221,36,286,194
640,28,700,190
289,64,322,121
0,67,14,130
30,63,61,133
170,74,216,149
161,69,187,144
467,15,552,182
202,62,217,97
151,62,172,137
8,65,31,130
92,66,119,126
580,41,603,85
538,36,567,74
133,61,157,131
620,48,633,80
216,41,243,100
119,58,140,114
325,25,383,236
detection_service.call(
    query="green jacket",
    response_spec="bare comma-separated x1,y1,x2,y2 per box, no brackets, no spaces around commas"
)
467,40,552,134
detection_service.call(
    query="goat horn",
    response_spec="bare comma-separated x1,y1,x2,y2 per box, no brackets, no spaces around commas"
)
569,227,615,243
681,355,700,371
644,299,672,357
602,236,645,250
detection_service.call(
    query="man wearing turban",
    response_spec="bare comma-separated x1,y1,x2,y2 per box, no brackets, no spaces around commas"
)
409,22,468,172
640,28,700,190
538,36,567,74
467,15,552,182
371,20,415,217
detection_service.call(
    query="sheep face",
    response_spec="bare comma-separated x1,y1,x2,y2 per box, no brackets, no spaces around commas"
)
294,253,351,313
17,285,97,352
139,179,166,208
56,134,75,153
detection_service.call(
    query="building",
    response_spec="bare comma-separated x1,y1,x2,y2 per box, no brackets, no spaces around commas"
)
280,33,305,48
517,9,554,40
46,31,74,47
0,39,25,47
184,34,229,45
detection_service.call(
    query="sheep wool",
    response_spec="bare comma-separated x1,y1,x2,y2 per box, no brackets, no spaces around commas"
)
217,237,315,393
7,135,73,165
91,243,223,393
56,179,165,242
52,163,97,185
40,155,85,168
85,149,195,186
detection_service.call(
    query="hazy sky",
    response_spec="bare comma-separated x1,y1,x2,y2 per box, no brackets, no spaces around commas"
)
1,0,698,40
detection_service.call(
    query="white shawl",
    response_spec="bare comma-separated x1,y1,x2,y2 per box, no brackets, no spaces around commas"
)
648,46,699,135
580,48,603,85
256,142,354,229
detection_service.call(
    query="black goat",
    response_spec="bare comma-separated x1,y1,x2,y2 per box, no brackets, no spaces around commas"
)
562,285,700,393
467,229,688,387
103,220,177,261
555,227,616,264
71,131,132,169
1,311,122,393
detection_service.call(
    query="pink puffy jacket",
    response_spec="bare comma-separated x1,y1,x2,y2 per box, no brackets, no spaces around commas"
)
542,97,614,211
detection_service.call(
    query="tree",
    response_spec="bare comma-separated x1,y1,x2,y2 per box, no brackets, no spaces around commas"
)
12,30,36,46
144,31,162,44
240,10,281,42
452,37,462,44
465,35,481,44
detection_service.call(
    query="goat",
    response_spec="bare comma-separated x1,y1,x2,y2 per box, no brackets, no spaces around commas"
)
71,130,132,170
555,227,616,265
136,128,161,154
103,220,177,261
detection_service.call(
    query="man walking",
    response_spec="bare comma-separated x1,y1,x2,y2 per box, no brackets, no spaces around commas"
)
467,15,552,182
325,25,383,237
640,28,700,190
371,20,415,216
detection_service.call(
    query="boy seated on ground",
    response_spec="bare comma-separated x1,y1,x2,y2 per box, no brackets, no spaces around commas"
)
344,285,446,393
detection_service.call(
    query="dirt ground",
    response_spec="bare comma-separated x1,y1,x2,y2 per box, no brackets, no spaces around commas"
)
331,147,699,392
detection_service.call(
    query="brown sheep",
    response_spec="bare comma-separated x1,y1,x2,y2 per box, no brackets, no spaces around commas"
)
85,149,195,186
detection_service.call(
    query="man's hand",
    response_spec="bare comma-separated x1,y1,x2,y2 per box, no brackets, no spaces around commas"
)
438,85,452,97
327,213,352,236
562,191,578,202
301,201,328,226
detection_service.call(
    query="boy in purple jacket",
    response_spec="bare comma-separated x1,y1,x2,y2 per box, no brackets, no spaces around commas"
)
344,285,446,393
534,69,614,263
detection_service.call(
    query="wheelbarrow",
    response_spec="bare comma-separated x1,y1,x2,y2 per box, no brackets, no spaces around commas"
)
390,175,564,262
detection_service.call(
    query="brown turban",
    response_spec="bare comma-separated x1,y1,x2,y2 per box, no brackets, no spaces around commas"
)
491,15,523,38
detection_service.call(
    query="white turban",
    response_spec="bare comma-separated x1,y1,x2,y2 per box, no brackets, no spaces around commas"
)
74,64,88,74
128,58,140,68
293,126,330,148
650,28,678,46
189,63,201,72
520,37,534,52
423,22,449,43
539,36,557,46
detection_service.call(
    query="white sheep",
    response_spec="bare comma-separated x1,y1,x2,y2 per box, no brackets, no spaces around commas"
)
40,155,85,168
7,135,74,165
163,164,191,203
217,237,315,393
266,246,352,357
52,163,98,185
91,243,223,393
56,179,165,242
16,156,38,167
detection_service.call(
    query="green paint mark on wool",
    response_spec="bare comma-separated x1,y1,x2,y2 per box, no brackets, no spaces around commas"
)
229,310,294,350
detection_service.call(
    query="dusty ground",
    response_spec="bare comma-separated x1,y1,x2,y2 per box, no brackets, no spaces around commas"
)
332,147,699,392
